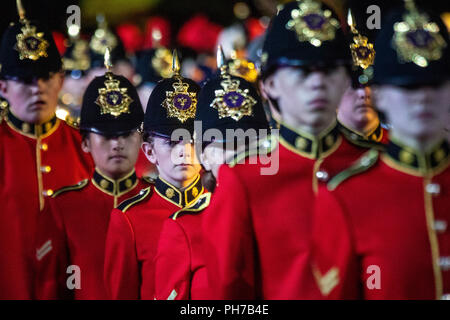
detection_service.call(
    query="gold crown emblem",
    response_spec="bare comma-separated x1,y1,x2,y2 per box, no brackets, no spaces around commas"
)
211,45,257,121
348,10,375,70
211,76,257,121
14,0,49,61
95,73,133,117
286,0,340,47
90,15,118,55
392,0,447,67
163,78,197,123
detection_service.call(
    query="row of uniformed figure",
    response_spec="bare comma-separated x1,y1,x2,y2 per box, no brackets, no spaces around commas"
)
1,0,449,300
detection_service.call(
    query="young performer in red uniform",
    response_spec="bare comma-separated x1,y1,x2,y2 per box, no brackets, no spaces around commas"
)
103,52,205,299
311,1,450,299
154,47,270,300
201,0,376,300
337,10,388,146
34,49,149,299
0,3,93,299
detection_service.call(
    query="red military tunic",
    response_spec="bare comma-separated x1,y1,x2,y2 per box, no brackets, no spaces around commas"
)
154,192,212,300
202,121,372,299
104,174,204,299
0,111,93,299
34,169,150,300
311,138,450,299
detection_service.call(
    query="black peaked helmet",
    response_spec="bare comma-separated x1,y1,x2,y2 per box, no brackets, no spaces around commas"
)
196,45,269,142
80,48,143,136
143,50,200,138
260,0,352,77
62,26,91,79
0,0,62,81
372,0,450,86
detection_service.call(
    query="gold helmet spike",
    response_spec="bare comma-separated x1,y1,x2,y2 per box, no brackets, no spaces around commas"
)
216,45,228,75
16,0,26,22
172,49,181,76
104,47,112,71
347,9,357,34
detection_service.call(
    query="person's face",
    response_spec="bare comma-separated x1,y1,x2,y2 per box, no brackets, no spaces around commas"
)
113,61,135,83
0,72,64,124
338,86,378,127
201,142,237,179
82,131,141,179
375,81,450,140
61,75,88,106
142,136,201,187
263,66,349,131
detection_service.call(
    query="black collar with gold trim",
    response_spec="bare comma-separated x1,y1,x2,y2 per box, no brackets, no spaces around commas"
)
279,121,340,159
155,174,203,207
338,121,384,143
384,139,450,175
92,169,138,196
6,110,58,137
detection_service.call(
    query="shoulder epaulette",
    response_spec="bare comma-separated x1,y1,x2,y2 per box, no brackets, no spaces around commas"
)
52,179,89,198
64,115,80,130
170,192,212,220
116,187,152,212
142,176,156,185
229,134,278,168
327,149,379,191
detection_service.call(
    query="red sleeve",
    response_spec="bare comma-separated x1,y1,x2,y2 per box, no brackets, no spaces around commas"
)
104,209,140,299
34,199,72,299
202,165,256,299
311,186,360,299
154,219,191,300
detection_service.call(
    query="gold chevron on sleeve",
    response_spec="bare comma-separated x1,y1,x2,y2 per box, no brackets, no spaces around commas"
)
312,265,340,296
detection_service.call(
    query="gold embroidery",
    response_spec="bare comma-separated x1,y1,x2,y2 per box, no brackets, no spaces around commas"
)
392,0,447,67
95,72,133,118
285,0,340,47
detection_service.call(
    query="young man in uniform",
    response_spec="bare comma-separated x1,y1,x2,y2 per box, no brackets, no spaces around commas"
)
201,0,373,299
103,53,204,299
153,47,270,300
311,1,450,299
337,10,388,146
34,50,149,299
0,3,93,299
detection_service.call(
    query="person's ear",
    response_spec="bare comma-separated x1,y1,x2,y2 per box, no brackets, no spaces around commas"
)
0,80,8,97
200,149,212,172
81,137,91,153
142,141,157,165
55,72,64,91
262,74,281,100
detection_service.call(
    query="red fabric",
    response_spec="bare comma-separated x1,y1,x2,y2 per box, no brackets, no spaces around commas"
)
202,137,368,299
0,120,93,299
245,18,267,41
116,23,143,54
154,210,210,300
52,31,67,56
177,15,222,53
312,155,450,299
34,179,150,300
104,186,206,299
142,17,171,49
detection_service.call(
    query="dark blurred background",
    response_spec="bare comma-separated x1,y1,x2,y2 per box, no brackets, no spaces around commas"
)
1,0,449,44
